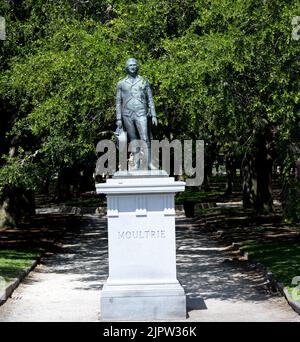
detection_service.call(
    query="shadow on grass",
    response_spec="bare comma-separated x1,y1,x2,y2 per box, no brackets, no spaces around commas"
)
241,239,300,286
193,203,300,289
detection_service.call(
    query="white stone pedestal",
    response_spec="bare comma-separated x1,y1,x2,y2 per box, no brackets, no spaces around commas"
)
96,171,186,321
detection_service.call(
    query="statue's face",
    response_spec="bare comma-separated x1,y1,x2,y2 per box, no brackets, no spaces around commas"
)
126,59,138,75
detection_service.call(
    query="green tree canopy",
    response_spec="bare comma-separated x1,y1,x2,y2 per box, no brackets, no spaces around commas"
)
1,0,300,222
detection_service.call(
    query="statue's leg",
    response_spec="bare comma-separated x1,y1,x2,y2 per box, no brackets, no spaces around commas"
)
135,116,156,170
122,116,140,169
122,116,137,141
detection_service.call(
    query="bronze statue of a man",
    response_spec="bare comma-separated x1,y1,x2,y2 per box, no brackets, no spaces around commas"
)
116,58,157,169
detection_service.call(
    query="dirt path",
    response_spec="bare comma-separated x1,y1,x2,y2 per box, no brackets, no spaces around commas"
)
0,215,299,322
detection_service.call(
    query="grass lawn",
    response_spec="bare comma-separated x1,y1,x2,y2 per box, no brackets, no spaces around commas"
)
0,248,41,283
240,239,300,295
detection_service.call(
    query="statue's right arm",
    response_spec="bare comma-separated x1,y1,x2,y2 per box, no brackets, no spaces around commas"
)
116,81,122,122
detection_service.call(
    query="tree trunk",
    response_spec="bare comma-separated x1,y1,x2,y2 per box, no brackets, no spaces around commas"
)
55,167,84,201
241,129,274,213
282,158,300,223
225,153,236,196
241,153,256,209
296,160,300,181
255,133,273,213
202,141,218,191
0,186,35,228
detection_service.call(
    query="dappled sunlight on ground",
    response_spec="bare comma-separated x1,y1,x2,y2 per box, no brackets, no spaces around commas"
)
0,214,299,322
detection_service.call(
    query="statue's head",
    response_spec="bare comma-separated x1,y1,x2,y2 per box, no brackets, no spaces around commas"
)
125,58,139,75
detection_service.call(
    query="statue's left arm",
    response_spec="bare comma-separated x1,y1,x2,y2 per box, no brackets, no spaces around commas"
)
146,80,156,119
146,80,157,126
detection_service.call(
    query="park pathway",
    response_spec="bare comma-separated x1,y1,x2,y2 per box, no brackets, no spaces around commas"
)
0,215,299,322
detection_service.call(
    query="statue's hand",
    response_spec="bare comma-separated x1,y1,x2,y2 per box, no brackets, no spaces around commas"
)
152,117,158,126
116,120,122,129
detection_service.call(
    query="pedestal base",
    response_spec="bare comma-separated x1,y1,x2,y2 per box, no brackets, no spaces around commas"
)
97,171,186,321
101,282,186,321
